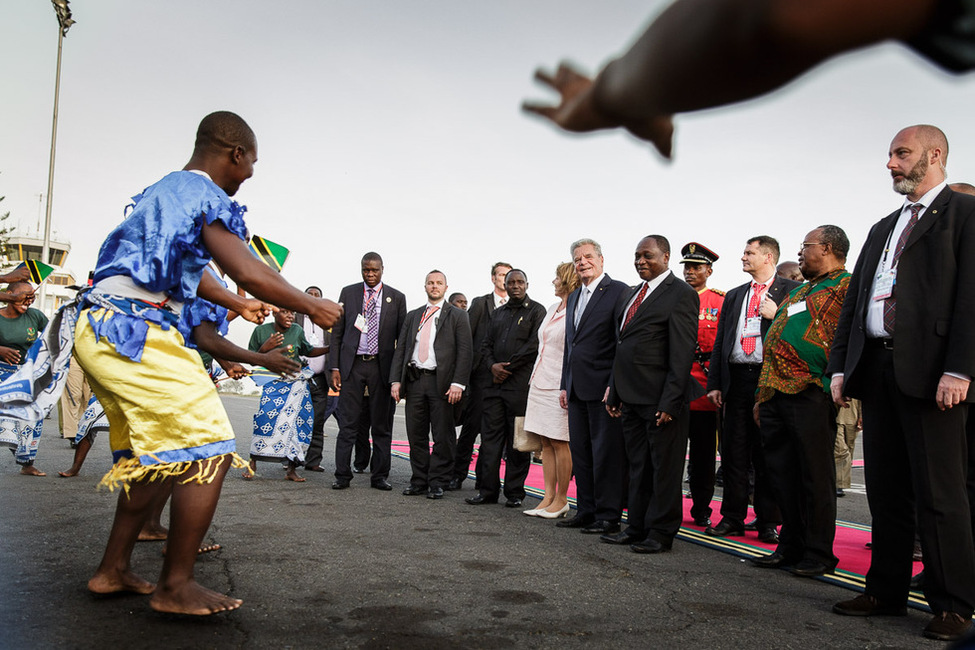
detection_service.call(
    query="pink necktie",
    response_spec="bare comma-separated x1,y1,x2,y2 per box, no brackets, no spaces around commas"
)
740,282,767,355
417,305,439,363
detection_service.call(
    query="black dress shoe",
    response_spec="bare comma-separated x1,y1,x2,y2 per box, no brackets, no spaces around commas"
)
706,521,745,537
836,488,845,497
305,465,325,472
556,515,594,529
353,467,366,474
371,480,393,491
833,594,907,617
744,518,759,531
504,498,523,508
465,494,497,505
758,527,780,544
693,517,711,527
631,538,671,554
750,552,794,569
445,478,463,491
600,530,644,545
790,559,832,577
402,485,427,496
427,487,444,499
331,480,350,490
581,520,621,535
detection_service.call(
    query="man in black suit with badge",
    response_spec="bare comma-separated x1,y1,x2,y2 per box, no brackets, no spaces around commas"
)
330,252,407,491
829,125,975,643
601,235,700,553
705,236,797,543
391,270,473,499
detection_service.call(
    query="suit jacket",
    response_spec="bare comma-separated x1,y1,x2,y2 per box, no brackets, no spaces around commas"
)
481,297,547,393
608,272,700,416
561,274,632,402
828,187,975,401
390,302,473,396
706,275,801,396
467,292,500,376
328,282,407,383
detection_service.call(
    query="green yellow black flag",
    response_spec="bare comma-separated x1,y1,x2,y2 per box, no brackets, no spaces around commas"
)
249,236,289,272
19,261,55,284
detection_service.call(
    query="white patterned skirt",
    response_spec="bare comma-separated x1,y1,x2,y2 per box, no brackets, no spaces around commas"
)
250,378,313,464
523,386,569,442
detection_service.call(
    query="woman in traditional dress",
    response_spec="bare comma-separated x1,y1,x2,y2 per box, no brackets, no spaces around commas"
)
0,281,48,475
523,262,579,518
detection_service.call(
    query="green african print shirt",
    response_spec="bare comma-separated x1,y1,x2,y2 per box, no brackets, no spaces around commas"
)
757,268,851,404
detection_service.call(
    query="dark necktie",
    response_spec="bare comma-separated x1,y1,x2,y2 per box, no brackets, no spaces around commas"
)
882,203,922,335
621,282,648,332
365,288,379,354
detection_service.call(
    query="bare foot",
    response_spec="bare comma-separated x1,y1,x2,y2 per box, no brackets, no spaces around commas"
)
149,580,242,616
285,468,306,482
88,569,155,595
20,465,46,476
58,467,80,477
138,523,169,542
241,470,255,480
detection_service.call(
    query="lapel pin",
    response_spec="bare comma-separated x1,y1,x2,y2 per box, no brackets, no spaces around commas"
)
386,296,391,303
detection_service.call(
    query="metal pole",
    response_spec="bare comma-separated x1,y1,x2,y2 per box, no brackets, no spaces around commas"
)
40,26,64,315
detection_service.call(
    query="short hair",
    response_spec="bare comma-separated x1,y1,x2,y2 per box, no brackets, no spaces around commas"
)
505,268,528,282
816,225,850,261
491,261,513,276
362,252,383,265
426,269,447,283
747,235,781,264
304,285,322,295
570,238,602,258
448,292,466,303
950,182,975,196
194,111,255,155
7,281,31,293
912,124,949,166
556,261,580,294
642,234,670,256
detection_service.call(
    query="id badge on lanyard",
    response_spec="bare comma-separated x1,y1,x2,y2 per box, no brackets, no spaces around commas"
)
743,316,762,338
872,268,895,301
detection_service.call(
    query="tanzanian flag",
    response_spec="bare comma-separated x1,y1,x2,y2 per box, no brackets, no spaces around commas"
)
249,236,289,272
19,261,54,284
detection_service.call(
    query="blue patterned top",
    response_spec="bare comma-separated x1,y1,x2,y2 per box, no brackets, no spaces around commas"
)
93,171,248,303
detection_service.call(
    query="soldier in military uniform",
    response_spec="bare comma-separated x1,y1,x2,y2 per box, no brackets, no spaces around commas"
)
680,242,724,527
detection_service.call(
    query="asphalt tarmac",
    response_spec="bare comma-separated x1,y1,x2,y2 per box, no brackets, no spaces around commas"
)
0,395,948,649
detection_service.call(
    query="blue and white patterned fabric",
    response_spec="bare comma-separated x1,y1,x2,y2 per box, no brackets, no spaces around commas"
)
0,362,44,465
250,369,313,464
74,394,109,444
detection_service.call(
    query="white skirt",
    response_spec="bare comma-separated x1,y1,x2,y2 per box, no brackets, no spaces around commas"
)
523,386,569,442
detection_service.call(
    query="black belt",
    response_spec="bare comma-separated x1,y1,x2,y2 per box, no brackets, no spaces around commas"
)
866,338,894,351
729,363,762,372
410,365,436,375
356,354,377,361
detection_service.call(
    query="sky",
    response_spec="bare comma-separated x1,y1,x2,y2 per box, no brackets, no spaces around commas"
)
3,1,975,346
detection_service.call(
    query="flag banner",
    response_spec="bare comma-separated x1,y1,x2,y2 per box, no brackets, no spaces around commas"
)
249,236,289,272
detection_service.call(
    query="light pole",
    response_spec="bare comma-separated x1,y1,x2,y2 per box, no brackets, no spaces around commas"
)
40,0,74,314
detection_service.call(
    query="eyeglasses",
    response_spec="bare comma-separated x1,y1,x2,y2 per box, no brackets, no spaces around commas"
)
800,242,827,249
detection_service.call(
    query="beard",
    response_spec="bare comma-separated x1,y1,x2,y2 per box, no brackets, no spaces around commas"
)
893,154,928,195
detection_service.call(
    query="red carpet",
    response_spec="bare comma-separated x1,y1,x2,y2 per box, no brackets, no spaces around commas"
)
390,441,928,611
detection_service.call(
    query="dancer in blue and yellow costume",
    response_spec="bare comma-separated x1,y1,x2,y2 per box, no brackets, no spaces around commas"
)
69,111,343,616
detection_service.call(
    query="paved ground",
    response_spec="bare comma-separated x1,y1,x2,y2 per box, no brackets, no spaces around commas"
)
0,395,949,649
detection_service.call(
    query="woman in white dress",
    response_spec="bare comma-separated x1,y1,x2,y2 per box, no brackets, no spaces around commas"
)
523,262,579,519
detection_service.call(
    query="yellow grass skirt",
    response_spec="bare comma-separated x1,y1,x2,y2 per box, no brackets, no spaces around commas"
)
73,308,245,491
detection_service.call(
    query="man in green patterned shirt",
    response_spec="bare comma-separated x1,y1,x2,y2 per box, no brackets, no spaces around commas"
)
750,225,852,578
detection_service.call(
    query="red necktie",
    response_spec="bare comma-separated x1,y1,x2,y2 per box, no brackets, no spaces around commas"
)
740,282,767,355
621,283,648,332
882,203,922,335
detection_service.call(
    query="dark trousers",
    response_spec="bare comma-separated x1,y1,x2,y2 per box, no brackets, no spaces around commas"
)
354,396,372,471
859,341,975,616
404,373,457,489
304,374,337,468
568,395,625,523
334,357,393,483
719,364,781,527
453,376,487,483
620,403,689,543
476,389,531,501
759,387,838,568
687,409,718,521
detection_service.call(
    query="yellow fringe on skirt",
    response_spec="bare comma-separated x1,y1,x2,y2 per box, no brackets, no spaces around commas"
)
99,452,248,494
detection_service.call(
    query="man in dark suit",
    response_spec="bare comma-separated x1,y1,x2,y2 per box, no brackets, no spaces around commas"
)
391,270,473,499
465,269,546,507
705,236,798,542
600,235,699,553
450,262,512,490
329,252,407,491
829,125,975,642
558,238,630,534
